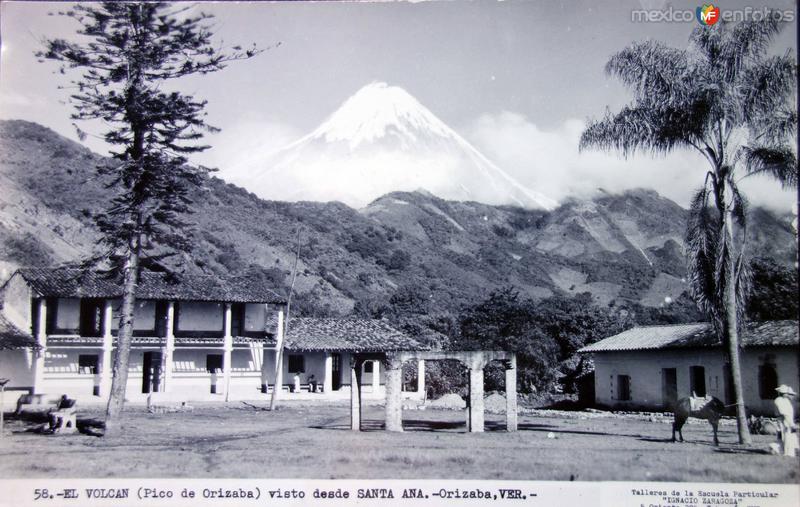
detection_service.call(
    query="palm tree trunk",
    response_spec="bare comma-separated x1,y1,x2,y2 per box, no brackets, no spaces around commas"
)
104,235,141,437
723,209,751,445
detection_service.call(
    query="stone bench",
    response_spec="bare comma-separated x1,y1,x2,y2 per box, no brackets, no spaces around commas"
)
15,394,62,415
16,394,78,434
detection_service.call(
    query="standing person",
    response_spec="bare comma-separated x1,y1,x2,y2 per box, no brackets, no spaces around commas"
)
774,385,798,457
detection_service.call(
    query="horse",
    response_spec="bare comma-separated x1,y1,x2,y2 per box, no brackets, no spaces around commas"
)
672,395,725,445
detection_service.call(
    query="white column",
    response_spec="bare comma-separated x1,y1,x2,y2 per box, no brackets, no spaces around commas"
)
371,360,380,393
100,300,113,397
384,357,403,432
260,303,270,394
506,360,518,432
162,302,175,393
274,310,285,391
324,353,333,393
468,366,485,433
417,359,426,396
32,299,48,394
350,361,361,431
259,345,268,393
222,303,233,400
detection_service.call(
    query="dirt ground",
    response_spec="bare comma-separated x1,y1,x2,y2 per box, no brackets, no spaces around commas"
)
0,402,797,482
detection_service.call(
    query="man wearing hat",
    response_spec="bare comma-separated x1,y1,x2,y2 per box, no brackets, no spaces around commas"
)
774,384,797,457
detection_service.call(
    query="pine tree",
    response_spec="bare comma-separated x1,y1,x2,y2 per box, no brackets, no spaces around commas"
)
38,2,262,436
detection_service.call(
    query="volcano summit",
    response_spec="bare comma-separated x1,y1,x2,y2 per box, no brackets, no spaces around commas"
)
244,82,556,209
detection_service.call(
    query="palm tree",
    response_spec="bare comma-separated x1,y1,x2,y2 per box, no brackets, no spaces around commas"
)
580,17,797,444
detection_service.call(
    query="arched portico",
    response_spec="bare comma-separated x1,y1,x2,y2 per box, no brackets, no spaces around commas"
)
348,350,517,433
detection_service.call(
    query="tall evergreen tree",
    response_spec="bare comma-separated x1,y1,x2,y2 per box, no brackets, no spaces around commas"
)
39,2,261,436
580,17,796,444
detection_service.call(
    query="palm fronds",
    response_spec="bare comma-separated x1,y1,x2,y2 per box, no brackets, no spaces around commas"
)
739,145,798,188
686,186,723,333
604,40,689,103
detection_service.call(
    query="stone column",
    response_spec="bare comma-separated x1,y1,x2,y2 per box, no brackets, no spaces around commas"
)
32,299,48,394
417,359,426,396
505,357,518,432
100,300,114,397
162,302,175,393
324,353,333,393
222,303,233,400
468,363,485,433
371,360,380,393
350,358,362,431
384,356,403,432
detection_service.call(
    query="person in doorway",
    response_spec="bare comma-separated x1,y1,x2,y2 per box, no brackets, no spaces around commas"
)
774,384,797,457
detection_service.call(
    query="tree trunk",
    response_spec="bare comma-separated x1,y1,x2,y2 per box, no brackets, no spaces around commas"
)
104,235,141,437
723,209,751,445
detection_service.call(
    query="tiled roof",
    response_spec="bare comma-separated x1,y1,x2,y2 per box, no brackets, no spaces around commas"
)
579,320,798,353
16,268,286,304
284,318,425,352
0,314,37,350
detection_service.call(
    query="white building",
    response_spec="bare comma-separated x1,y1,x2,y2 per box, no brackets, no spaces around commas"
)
0,268,425,403
579,321,798,415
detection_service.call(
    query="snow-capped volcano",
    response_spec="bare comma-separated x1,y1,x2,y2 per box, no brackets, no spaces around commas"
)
244,82,556,209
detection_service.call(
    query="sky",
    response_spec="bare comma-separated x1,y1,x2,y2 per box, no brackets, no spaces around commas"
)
0,0,797,210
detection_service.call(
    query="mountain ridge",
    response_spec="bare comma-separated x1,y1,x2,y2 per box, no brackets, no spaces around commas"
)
0,119,795,317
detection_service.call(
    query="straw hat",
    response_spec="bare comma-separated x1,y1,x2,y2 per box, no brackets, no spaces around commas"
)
775,384,797,396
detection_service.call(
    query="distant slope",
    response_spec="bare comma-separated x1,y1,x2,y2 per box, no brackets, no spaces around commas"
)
0,119,795,316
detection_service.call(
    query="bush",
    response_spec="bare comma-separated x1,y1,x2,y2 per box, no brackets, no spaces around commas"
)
747,257,798,321
385,249,411,271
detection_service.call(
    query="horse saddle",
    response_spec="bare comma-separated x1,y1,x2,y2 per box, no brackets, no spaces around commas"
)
689,395,712,411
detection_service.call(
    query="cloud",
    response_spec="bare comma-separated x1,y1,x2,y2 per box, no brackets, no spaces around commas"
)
0,90,46,109
192,120,301,186
464,111,796,211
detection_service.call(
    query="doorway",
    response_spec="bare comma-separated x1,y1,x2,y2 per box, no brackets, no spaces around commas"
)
331,353,342,391
142,351,163,394
690,365,706,397
662,368,677,410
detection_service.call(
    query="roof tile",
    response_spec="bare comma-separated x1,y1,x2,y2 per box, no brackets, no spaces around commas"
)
0,314,37,350
579,320,798,353
17,268,286,304
285,318,424,352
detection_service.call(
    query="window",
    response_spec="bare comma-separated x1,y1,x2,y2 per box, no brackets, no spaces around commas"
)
78,354,99,375
80,299,104,337
206,354,223,373
288,355,305,374
758,364,778,400
617,375,631,401
690,366,706,397
363,361,374,373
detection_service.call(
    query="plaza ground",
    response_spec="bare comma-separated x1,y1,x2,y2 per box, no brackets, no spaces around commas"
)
0,402,797,483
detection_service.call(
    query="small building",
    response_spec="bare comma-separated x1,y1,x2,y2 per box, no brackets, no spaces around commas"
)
282,318,427,398
0,267,425,403
579,321,798,415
